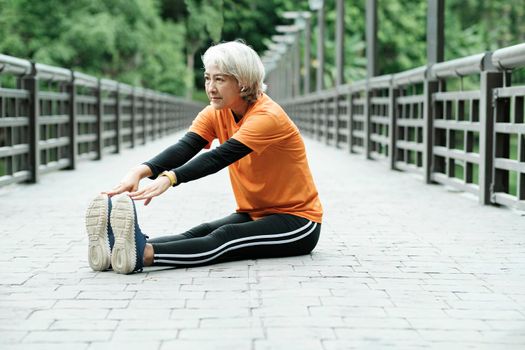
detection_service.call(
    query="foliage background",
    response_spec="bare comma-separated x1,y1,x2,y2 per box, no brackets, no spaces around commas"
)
1,0,524,99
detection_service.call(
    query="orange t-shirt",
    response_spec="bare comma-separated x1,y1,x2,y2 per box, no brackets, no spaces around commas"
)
189,93,323,223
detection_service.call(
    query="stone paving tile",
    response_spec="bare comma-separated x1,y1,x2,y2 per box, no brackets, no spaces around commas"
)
111,329,178,342
255,339,324,350
160,339,252,350
2,344,90,350
88,341,162,350
0,331,27,343
49,320,119,331
23,330,112,343
200,317,263,328
1,132,524,349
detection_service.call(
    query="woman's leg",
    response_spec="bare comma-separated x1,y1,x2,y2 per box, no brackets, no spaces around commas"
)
150,214,321,267
143,212,252,266
147,212,252,244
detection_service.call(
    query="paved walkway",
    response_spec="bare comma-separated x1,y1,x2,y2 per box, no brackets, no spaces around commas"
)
1,131,524,350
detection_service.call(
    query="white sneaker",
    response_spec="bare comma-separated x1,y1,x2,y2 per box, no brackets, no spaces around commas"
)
85,194,113,271
110,195,147,274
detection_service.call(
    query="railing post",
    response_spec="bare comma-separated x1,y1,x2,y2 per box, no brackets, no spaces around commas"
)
311,102,315,137
335,0,345,86
289,50,294,99
130,88,136,148
334,92,342,148
179,101,182,131
152,95,157,140
366,0,378,78
67,70,77,170
365,87,372,159
365,0,378,160
310,101,318,139
95,79,103,160
156,95,161,137
316,100,322,141
168,99,173,133
281,58,287,99
423,0,444,183
293,34,300,97
165,98,169,135
303,104,306,134
160,97,166,136
142,92,147,145
175,101,180,131
479,62,504,205
115,84,121,154
324,99,329,144
304,16,311,95
427,0,444,65
156,95,160,138
347,90,354,154
24,64,40,183
423,78,438,184
274,62,279,99
389,83,399,169
316,4,325,92
281,55,287,99
312,101,317,139
153,93,161,139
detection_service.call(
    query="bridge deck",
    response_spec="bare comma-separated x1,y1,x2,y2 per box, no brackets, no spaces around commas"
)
1,131,524,349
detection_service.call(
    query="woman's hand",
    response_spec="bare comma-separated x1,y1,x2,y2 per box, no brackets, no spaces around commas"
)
104,165,152,197
128,176,171,206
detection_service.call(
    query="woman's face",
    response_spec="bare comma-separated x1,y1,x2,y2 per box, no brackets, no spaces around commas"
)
204,64,245,112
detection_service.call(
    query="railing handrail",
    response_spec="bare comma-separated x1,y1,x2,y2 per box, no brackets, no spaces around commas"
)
118,83,134,94
392,65,427,86
428,51,494,79
0,53,32,75
34,62,72,81
73,71,98,87
369,74,393,89
100,78,119,91
492,42,525,69
0,52,203,188
276,41,525,211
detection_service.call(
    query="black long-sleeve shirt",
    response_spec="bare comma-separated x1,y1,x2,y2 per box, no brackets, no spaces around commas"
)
143,132,252,186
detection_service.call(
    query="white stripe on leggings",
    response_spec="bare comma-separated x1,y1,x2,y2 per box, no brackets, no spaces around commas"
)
154,222,317,265
155,220,313,259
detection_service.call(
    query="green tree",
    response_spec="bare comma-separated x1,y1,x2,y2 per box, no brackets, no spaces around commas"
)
446,0,525,59
183,0,224,98
3,0,525,97
0,0,187,95
222,0,297,53
161,0,299,100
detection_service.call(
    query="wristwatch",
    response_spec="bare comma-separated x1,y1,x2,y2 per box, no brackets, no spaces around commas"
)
160,170,176,186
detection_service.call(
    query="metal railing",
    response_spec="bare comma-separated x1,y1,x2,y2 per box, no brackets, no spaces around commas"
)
0,54,202,187
279,42,525,211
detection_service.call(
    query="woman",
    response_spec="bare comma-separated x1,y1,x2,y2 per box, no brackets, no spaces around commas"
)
85,40,323,274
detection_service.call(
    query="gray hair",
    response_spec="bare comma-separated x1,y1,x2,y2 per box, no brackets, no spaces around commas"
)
202,40,267,103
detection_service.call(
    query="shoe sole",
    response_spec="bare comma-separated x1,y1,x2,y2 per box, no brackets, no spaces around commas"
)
85,194,111,271
110,195,136,274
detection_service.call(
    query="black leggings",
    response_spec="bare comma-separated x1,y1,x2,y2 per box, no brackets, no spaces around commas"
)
148,213,321,267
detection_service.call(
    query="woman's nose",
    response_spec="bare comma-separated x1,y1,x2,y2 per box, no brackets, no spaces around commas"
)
207,83,216,93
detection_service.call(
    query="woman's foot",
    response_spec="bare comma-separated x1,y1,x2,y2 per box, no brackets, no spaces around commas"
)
85,194,114,271
110,195,148,274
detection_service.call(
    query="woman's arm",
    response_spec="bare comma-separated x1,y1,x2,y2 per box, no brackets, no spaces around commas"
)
127,138,252,204
104,132,208,197
104,164,153,197
143,131,209,178
173,138,252,185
